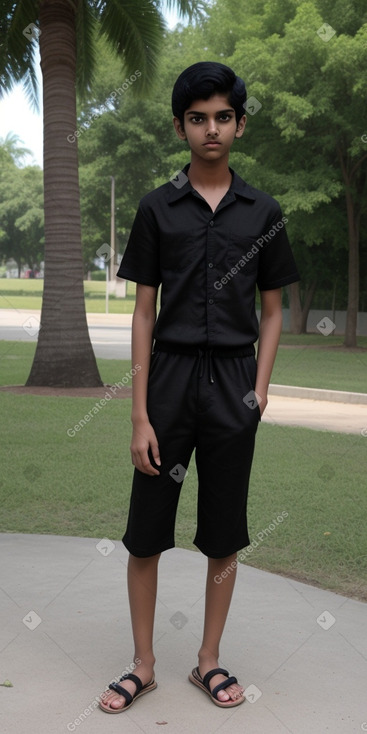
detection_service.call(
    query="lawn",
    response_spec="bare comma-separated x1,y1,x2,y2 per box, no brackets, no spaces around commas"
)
0,278,136,313
0,391,365,601
1,335,366,394
273,341,367,393
0,345,366,601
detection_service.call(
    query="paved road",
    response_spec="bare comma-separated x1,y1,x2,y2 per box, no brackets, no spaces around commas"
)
0,309,132,359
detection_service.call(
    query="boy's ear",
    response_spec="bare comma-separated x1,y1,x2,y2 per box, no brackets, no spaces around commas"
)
173,116,186,140
235,114,246,138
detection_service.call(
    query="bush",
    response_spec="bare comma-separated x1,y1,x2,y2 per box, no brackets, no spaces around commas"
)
89,270,107,281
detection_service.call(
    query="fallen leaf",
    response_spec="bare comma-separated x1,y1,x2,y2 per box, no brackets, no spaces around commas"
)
0,680,13,687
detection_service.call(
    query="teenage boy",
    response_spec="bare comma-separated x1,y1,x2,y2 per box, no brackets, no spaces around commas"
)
99,61,299,713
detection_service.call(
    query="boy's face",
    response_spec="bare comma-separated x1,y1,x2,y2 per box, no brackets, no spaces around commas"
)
173,93,246,161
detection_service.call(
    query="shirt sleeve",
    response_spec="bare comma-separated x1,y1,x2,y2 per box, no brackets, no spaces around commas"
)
256,207,300,291
116,200,161,287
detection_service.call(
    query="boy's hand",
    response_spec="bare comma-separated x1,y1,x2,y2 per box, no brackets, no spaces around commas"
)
254,389,268,417
130,420,161,476
258,394,268,417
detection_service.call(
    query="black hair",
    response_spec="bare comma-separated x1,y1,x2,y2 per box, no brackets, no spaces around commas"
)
172,61,247,126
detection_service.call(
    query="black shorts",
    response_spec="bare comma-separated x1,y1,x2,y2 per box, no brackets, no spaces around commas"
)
122,346,260,558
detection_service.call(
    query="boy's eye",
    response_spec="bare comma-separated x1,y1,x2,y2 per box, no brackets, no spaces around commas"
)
189,114,232,124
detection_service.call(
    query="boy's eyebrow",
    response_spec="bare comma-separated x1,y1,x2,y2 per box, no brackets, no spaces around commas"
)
185,108,235,115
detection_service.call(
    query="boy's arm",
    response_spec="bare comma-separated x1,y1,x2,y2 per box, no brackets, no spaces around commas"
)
255,288,283,416
130,283,161,476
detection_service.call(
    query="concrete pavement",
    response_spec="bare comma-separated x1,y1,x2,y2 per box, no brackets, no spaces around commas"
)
1,533,366,734
264,394,367,435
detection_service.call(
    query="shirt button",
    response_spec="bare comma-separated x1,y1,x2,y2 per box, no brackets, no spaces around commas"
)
208,298,214,304
209,220,214,226
208,262,213,268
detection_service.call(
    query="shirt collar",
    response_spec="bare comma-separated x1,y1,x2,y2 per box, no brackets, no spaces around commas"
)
166,163,256,203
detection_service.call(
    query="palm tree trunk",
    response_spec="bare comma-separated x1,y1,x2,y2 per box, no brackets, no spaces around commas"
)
26,0,102,386
343,190,359,348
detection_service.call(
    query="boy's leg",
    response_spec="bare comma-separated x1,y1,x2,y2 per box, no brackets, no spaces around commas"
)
100,553,159,711
192,354,260,702
197,554,244,703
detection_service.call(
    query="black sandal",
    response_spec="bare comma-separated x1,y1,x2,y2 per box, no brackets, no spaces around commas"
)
99,672,157,714
188,666,245,708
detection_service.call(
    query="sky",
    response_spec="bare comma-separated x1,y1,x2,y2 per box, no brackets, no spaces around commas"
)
0,8,180,168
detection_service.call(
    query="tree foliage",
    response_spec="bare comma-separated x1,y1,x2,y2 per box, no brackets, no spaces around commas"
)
76,0,367,342
0,139,44,275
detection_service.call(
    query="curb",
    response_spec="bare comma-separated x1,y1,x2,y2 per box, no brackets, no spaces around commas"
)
269,384,367,405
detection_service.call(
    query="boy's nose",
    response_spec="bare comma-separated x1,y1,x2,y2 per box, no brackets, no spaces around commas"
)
206,122,219,135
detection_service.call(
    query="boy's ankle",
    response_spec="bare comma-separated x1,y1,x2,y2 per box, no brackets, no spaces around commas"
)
134,654,156,668
198,647,219,663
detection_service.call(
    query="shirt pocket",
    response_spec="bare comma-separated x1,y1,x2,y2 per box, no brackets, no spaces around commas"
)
159,229,196,272
228,233,260,277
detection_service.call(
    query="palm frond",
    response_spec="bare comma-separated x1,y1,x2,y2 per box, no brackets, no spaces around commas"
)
21,47,40,113
75,0,98,98
0,132,32,161
158,0,206,22
96,0,166,94
0,0,40,107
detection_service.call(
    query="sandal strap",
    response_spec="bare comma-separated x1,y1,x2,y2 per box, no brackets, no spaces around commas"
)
108,682,133,706
211,676,238,701
119,672,143,695
202,667,229,690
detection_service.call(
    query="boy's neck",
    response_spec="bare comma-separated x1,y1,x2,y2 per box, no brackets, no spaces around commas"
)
187,154,232,190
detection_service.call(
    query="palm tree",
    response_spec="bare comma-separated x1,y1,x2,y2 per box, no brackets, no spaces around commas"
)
0,0,200,386
0,132,32,163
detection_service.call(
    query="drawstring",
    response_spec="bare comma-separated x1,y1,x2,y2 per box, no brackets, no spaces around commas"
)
198,349,214,383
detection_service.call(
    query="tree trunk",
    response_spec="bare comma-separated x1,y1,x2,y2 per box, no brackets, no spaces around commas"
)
288,281,302,334
300,279,317,334
343,190,359,348
26,0,102,386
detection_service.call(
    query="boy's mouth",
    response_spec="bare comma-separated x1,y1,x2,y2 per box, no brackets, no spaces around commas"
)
203,141,221,147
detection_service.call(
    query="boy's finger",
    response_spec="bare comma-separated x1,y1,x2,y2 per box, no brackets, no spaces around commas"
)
140,449,160,476
151,440,161,466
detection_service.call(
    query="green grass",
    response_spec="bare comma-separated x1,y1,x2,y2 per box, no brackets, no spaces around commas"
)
273,341,367,393
1,338,366,394
0,341,130,387
0,279,137,313
0,389,365,601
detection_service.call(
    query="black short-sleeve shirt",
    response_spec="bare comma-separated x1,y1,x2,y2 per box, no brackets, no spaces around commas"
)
117,164,300,349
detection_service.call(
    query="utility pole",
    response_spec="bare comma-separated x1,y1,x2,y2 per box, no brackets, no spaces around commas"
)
110,175,116,280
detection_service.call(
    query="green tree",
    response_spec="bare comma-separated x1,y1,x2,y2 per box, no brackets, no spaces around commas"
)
0,151,44,276
204,0,367,343
0,0,202,386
